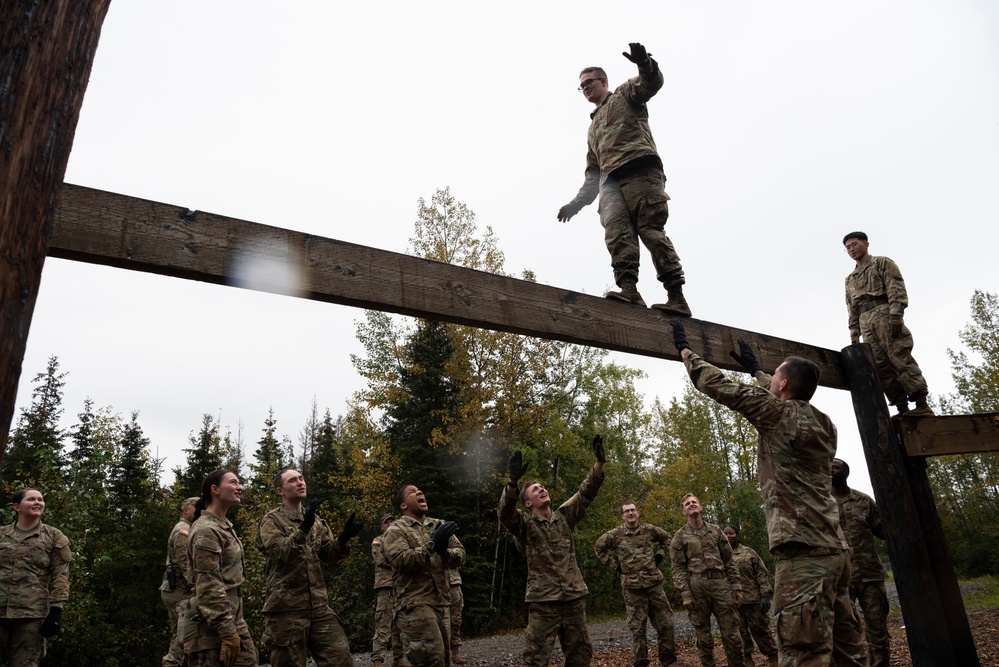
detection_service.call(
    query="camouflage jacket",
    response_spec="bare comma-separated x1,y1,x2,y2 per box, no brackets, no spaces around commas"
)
567,62,666,208
845,255,909,338
382,515,464,611
594,522,670,589
256,504,349,613
670,521,741,603
498,466,604,603
0,522,70,618
372,535,394,591
188,512,246,638
159,519,193,595
685,354,849,554
835,488,886,584
730,544,773,604
448,565,462,587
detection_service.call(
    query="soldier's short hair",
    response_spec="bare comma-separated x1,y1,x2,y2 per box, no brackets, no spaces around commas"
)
394,485,415,512
181,496,200,511
680,492,698,506
11,488,41,509
833,458,851,477
621,502,637,511
272,468,296,489
724,524,740,536
519,480,541,505
843,231,868,245
781,356,820,400
579,66,607,79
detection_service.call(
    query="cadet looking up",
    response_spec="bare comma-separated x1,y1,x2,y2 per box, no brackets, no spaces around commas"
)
832,458,890,667
255,469,363,667
381,485,463,667
160,496,199,667
669,494,745,667
186,469,258,667
498,436,606,667
371,514,404,667
558,42,691,317
594,501,676,667
668,322,867,666
0,488,70,667
844,231,933,416
723,525,778,667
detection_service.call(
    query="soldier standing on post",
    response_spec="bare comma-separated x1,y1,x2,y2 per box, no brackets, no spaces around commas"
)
669,494,745,667
255,468,364,667
668,321,867,666
381,485,463,667
723,525,778,667
498,436,606,667
558,42,691,317
371,514,404,667
844,231,933,416
595,501,676,667
832,458,890,667
160,496,199,667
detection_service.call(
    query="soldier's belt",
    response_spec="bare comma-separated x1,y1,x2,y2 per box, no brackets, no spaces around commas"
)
855,295,889,314
693,570,725,579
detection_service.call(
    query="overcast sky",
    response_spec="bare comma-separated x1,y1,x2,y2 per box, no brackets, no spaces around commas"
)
14,1,999,497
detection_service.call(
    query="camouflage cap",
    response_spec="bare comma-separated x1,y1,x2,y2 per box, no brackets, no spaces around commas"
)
181,496,200,510
379,513,395,525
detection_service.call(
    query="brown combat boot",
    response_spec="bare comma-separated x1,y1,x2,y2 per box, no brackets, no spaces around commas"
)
652,285,692,317
372,660,383,667
605,277,647,306
906,389,935,417
451,649,465,664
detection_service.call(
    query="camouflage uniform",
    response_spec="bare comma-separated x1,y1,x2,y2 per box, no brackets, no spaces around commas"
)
670,521,745,667
160,518,194,667
498,467,604,667
730,543,778,663
183,513,258,667
381,515,464,667
371,535,404,666
845,255,928,407
447,566,462,659
0,522,70,667
565,61,683,291
595,522,676,666
255,505,352,667
836,489,889,667
684,354,867,667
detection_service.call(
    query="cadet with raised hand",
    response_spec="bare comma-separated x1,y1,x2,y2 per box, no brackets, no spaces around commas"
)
668,321,866,666
256,469,363,667
381,485,464,667
558,42,691,316
498,436,606,667
595,501,676,667
723,525,778,667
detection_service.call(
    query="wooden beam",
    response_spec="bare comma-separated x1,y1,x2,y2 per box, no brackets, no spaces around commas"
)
51,184,849,389
0,1,111,465
895,412,999,458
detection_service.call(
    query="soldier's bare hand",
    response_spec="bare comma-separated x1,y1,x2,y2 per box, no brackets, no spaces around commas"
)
622,42,649,65
557,203,580,223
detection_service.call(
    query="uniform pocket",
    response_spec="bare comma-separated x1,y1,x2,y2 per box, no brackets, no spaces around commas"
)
776,594,827,651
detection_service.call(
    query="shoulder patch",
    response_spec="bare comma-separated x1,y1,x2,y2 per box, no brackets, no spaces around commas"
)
372,538,381,545
180,529,189,535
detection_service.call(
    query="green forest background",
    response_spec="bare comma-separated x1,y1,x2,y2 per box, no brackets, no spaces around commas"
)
4,189,997,666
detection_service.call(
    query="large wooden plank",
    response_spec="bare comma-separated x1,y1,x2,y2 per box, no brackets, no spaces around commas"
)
51,184,850,389
895,412,999,458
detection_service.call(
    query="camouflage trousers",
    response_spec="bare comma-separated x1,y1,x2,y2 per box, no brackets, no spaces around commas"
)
687,575,746,667
772,545,866,667
524,597,592,667
396,603,450,667
182,595,258,667
262,607,351,667
737,603,778,660
853,581,889,667
598,166,684,289
622,584,676,667
0,618,44,667
372,588,404,666
859,305,928,406
449,584,463,654
161,589,191,667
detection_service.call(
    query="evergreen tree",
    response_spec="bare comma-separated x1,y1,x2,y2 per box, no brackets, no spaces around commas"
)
247,408,291,506
173,414,224,497
111,411,155,518
2,355,67,488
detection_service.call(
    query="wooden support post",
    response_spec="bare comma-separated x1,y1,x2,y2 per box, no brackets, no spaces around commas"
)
0,1,111,465
841,343,961,667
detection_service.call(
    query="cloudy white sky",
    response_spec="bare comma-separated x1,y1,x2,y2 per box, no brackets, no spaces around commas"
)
14,1,999,496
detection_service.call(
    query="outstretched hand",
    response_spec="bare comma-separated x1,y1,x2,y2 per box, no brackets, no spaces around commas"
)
508,450,530,484
337,511,364,545
622,42,650,66
300,498,327,534
430,520,459,557
729,339,762,375
669,320,691,354
592,435,606,463
558,203,581,223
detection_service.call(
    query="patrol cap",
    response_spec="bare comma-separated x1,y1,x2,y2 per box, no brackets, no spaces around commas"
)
379,513,394,525
181,496,200,510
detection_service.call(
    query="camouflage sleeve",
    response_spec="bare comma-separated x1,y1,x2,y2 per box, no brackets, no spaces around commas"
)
567,160,600,209
560,466,605,531
48,529,71,607
619,66,665,105
371,537,386,566
382,524,432,575
173,528,192,584
594,529,618,569
191,528,237,637
256,512,307,565
869,497,884,541
751,549,773,597
315,519,349,567
498,484,529,551
685,354,783,436
444,534,465,569
669,531,692,601
719,529,742,594
879,257,909,317
846,280,860,341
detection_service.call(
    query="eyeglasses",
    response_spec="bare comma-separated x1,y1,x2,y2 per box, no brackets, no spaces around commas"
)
578,77,604,92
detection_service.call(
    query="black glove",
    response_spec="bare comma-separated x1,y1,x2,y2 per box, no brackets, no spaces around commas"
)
761,595,772,614
41,606,62,638
300,498,326,534
655,552,664,566
592,435,606,463
337,511,364,545
622,42,650,67
669,320,691,354
889,314,903,338
429,521,459,557
729,339,762,375
508,451,530,484
557,203,581,223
